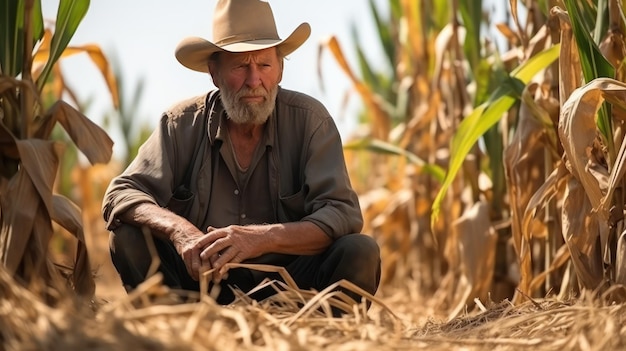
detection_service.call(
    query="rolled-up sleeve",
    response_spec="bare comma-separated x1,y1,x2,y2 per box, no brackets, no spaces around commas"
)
301,116,363,239
102,114,182,231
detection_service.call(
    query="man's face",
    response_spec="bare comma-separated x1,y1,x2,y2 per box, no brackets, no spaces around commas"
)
210,47,283,125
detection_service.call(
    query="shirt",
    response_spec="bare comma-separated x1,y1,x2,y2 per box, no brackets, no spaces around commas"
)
102,87,363,239
206,111,274,227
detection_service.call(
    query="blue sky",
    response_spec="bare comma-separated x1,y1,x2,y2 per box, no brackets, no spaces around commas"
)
42,0,387,143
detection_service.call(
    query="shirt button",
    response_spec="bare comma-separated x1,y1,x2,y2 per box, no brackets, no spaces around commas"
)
240,214,246,219
234,189,239,195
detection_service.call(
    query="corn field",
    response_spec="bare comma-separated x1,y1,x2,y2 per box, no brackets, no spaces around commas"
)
331,0,626,313
2,0,626,350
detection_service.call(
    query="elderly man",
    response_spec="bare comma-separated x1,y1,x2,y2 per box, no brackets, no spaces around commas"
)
102,0,381,312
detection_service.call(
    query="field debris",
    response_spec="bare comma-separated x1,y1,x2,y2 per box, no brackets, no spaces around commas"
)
2,266,626,351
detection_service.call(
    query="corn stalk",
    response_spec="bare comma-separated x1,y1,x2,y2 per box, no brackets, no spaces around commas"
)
0,0,114,301
324,0,626,314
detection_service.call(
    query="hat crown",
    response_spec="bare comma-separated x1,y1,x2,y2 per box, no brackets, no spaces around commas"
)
175,0,311,73
213,0,280,46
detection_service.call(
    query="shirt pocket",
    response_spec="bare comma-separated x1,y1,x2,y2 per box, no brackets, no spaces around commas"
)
166,184,195,218
278,188,306,221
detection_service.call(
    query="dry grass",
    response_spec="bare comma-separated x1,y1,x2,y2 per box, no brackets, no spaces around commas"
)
2,263,626,351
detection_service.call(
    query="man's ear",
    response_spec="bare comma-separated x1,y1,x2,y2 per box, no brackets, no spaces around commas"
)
208,62,219,87
209,74,219,87
277,60,284,83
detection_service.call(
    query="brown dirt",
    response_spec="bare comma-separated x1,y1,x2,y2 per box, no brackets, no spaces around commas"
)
86,228,126,302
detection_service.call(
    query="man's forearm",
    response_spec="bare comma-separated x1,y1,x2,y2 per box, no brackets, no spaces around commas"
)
119,203,201,248
264,221,332,255
198,220,333,279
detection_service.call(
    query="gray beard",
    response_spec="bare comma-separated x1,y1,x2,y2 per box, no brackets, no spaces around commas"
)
220,85,278,125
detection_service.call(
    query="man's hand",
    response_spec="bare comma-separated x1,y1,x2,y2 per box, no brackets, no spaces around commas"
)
172,228,213,281
198,225,269,282
119,202,217,281
120,204,327,284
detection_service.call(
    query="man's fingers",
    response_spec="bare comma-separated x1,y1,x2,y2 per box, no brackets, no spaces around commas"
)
191,247,202,280
209,253,222,282
200,238,228,260
209,253,219,267
199,230,228,251
182,252,196,280
211,248,244,282
201,257,212,269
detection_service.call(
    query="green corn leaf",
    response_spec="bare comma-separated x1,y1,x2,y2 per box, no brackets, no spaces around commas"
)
388,0,401,26
36,0,90,91
0,0,43,77
564,0,613,81
431,0,449,30
578,0,598,33
1,0,24,76
459,0,483,70
369,0,395,72
537,0,550,17
593,0,608,43
31,0,44,44
352,27,385,94
563,0,614,145
344,138,445,182
431,44,561,224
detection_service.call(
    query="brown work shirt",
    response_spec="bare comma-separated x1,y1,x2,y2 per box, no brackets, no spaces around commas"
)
102,87,363,239
207,111,274,227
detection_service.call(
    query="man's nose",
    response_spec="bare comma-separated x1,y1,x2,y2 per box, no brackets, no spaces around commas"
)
245,66,262,88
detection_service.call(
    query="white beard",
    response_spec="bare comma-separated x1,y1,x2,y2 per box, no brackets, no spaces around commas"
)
220,85,278,125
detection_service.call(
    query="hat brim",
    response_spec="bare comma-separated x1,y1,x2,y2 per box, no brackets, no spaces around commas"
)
175,22,311,73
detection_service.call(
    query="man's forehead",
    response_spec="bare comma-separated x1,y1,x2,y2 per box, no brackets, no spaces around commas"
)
223,47,278,62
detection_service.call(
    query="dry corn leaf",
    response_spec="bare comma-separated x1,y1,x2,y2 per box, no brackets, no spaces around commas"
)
45,101,113,165
0,75,26,95
552,6,582,103
33,29,120,109
561,177,605,290
508,0,528,48
51,194,94,297
616,228,626,285
558,78,626,278
528,244,571,293
318,35,390,139
495,23,520,46
505,83,559,296
401,0,424,65
558,78,626,216
599,30,626,81
446,201,497,319
0,139,61,274
522,164,571,294
0,168,44,273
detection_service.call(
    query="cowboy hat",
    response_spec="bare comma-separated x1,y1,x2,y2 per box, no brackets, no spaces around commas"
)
175,0,311,73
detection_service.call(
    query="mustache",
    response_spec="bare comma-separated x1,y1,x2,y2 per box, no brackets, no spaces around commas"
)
236,87,268,100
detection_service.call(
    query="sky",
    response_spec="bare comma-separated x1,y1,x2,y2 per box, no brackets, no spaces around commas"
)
41,0,388,148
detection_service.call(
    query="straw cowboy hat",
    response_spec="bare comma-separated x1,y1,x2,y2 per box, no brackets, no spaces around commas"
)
175,0,311,73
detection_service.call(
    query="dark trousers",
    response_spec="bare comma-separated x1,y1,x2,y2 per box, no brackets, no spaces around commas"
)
109,224,381,308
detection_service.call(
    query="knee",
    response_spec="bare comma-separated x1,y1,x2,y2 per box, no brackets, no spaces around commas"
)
329,234,381,298
110,224,143,250
109,224,151,263
333,234,380,265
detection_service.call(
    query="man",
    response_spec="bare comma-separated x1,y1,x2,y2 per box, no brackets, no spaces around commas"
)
102,0,381,312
